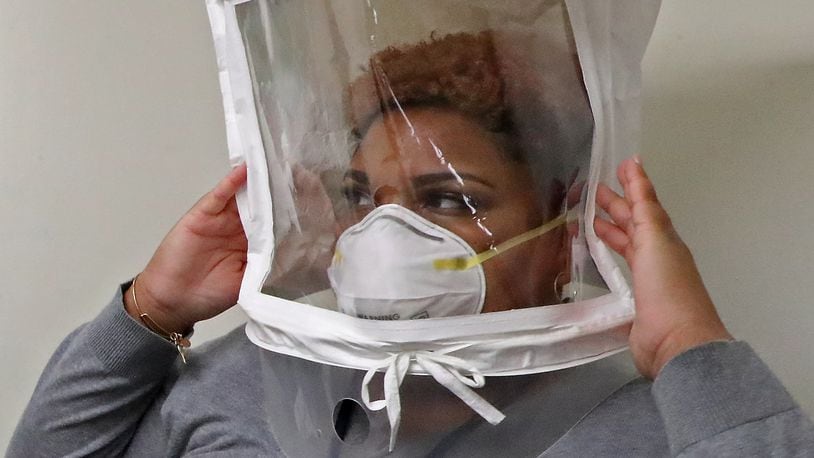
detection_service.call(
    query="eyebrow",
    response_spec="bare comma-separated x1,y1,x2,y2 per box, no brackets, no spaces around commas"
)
343,170,494,189
412,172,494,189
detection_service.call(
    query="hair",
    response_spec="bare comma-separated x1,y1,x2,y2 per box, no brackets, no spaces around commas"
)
345,30,594,192
347,32,506,138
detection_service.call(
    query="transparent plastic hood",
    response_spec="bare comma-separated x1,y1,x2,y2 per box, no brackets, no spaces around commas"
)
207,0,660,453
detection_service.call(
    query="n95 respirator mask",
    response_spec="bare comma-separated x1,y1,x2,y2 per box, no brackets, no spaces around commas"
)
327,204,486,319
327,204,566,320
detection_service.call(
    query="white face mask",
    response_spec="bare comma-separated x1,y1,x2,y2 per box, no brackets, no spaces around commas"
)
327,204,486,319
327,204,566,320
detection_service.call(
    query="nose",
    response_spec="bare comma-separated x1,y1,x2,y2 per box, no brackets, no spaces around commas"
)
373,185,408,207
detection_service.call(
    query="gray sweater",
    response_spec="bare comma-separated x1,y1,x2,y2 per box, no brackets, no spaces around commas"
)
8,284,814,457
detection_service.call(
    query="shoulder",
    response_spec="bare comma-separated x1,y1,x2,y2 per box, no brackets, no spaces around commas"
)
143,325,278,454
167,325,264,396
189,326,260,370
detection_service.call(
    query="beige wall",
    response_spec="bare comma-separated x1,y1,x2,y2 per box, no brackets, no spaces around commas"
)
642,0,814,418
2,0,813,449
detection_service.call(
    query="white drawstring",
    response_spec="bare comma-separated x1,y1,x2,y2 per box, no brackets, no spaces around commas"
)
361,350,506,451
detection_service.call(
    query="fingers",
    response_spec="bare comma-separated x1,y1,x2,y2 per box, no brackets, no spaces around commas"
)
200,164,248,215
598,155,674,252
619,157,675,233
616,160,630,197
596,183,632,229
619,157,659,206
603,156,663,227
595,173,635,256
594,217,630,255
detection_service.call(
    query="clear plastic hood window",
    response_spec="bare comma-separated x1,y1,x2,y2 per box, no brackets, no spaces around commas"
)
238,0,605,314
207,0,661,454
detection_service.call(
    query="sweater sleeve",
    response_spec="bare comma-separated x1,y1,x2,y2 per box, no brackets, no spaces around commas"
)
6,283,180,458
652,340,814,457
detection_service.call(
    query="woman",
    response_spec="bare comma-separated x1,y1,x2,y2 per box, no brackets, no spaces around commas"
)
9,163,813,456
8,33,813,457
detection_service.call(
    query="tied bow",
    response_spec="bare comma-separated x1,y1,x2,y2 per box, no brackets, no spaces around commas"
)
361,350,506,451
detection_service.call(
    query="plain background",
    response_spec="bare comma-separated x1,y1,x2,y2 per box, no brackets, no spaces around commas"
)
2,0,813,450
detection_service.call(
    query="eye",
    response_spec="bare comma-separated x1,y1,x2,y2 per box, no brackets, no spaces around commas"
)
422,191,478,214
342,184,374,208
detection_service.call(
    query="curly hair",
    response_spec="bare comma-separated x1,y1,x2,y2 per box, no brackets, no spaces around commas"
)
347,31,506,136
345,30,593,179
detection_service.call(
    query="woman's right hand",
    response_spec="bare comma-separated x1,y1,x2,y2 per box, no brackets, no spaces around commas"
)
124,164,249,334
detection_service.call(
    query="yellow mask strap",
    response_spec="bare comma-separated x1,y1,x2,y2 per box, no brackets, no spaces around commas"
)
433,213,568,271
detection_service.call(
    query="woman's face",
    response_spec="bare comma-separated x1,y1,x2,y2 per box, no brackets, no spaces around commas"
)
342,107,566,312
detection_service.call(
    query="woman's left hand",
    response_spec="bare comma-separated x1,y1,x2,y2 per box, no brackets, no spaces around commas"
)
594,156,732,379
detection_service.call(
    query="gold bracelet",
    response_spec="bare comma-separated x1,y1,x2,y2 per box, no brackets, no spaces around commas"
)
132,275,192,364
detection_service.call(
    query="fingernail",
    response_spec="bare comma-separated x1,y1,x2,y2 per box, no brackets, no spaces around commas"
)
632,154,643,165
